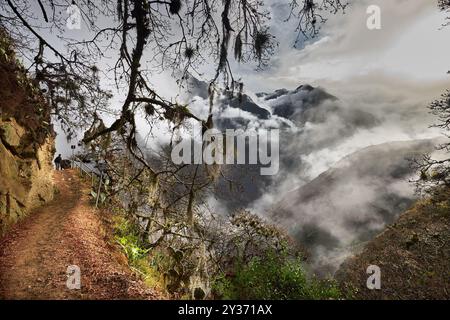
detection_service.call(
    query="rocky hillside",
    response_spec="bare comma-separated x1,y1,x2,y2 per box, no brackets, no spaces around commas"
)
336,187,450,299
0,30,55,235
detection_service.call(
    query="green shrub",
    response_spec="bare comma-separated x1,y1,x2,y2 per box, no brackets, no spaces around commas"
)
114,215,148,263
212,252,341,300
113,215,165,291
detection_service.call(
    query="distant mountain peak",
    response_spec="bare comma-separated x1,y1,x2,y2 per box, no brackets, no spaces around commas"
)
257,84,337,121
295,84,314,92
183,74,272,121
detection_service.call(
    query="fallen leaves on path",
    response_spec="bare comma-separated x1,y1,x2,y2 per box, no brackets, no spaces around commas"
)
0,169,162,300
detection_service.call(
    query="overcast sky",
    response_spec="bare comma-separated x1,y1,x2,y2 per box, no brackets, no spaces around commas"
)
35,0,450,155
117,0,450,120
235,0,450,90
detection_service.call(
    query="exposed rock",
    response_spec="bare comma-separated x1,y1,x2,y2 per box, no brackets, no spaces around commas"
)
0,31,55,235
0,118,24,148
224,94,271,120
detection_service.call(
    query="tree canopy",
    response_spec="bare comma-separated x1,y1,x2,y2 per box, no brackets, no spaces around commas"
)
0,0,347,158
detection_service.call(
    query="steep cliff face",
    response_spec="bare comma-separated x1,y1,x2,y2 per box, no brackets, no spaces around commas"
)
0,30,55,235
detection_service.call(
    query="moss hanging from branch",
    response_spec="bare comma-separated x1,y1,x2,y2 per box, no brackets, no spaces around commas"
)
169,0,182,15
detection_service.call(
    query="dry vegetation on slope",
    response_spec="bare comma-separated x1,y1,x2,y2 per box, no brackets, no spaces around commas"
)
336,187,450,299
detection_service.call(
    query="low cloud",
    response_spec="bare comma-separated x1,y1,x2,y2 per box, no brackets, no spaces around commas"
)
131,0,450,274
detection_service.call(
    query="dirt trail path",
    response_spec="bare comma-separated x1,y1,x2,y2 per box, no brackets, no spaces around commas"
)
0,170,160,300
